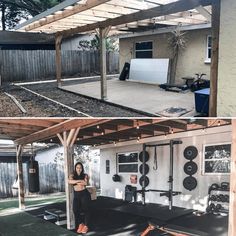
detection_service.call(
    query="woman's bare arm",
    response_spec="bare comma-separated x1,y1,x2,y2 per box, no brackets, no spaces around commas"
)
68,174,89,186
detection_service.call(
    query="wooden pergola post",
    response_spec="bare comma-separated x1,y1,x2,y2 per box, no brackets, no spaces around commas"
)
209,0,221,117
16,144,25,210
55,35,63,88
99,27,110,101
229,119,236,236
57,128,80,230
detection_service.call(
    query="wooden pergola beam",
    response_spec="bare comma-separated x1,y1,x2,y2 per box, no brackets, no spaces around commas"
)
55,34,63,87
24,0,111,32
58,0,213,38
14,119,108,145
229,119,236,236
16,144,25,210
209,0,221,117
99,26,110,100
57,127,80,230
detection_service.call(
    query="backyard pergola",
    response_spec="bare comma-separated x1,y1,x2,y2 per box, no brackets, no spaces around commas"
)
15,0,219,116
0,118,235,235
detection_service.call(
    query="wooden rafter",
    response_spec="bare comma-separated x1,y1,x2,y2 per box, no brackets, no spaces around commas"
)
24,0,111,32
57,0,212,38
14,119,108,145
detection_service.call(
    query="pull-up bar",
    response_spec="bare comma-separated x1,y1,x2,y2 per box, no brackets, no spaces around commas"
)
141,140,182,210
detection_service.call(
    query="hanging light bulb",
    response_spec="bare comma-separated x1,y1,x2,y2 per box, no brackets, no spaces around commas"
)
217,120,221,126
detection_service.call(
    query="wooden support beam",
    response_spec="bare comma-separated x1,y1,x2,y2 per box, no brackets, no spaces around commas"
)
16,145,25,210
229,119,236,236
195,5,212,21
58,128,80,230
24,0,111,32
15,119,107,145
58,0,212,38
55,35,63,87
209,0,220,117
99,27,110,100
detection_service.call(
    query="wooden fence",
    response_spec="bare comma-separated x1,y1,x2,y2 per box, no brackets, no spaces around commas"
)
0,50,119,83
0,162,100,198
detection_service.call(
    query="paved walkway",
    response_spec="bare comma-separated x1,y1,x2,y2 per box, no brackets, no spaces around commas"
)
62,78,196,117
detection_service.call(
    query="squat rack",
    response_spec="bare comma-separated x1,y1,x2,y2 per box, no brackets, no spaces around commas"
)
140,140,182,210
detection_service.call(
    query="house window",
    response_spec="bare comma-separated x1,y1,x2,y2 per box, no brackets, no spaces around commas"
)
205,35,212,63
135,41,153,58
117,152,138,173
203,143,231,175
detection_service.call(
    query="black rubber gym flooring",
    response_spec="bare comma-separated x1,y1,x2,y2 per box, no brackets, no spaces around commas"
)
24,196,228,236
113,203,194,221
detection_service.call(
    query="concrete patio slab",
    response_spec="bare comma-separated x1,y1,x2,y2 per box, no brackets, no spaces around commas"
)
61,78,196,117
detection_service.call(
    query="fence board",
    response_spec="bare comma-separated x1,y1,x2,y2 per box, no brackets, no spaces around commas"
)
0,162,100,198
0,163,65,198
0,50,119,83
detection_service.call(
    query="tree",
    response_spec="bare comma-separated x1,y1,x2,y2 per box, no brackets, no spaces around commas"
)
78,35,118,52
0,0,63,30
168,27,187,84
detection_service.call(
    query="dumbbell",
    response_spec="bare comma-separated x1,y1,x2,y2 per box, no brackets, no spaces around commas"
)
221,182,229,191
215,204,222,212
216,195,222,202
225,195,229,203
210,195,217,201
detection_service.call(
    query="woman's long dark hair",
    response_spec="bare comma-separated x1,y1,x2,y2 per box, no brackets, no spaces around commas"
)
73,162,85,179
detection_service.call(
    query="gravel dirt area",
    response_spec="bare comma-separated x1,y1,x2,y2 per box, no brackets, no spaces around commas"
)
0,81,146,117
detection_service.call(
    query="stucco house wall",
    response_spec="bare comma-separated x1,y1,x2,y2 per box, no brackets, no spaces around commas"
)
119,28,211,84
100,125,231,211
217,0,236,116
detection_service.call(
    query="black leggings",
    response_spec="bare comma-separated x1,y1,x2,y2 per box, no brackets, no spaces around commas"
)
73,189,91,227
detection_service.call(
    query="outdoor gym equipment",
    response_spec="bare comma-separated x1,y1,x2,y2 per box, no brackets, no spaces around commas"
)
138,140,182,210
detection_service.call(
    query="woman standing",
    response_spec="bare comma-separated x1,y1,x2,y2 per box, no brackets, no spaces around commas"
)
68,162,91,234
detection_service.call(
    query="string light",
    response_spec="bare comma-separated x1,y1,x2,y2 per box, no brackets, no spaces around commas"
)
218,120,221,126
96,125,100,129
170,128,174,134
113,141,117,146
136,121,140,130
137,137,140,143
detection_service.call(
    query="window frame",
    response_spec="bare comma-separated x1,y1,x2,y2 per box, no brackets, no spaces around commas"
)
205,35,212,64
202,142,231,176
117,151,139,174
134,40,153,59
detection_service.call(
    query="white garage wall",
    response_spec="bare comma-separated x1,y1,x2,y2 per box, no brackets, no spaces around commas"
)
100,125,231,211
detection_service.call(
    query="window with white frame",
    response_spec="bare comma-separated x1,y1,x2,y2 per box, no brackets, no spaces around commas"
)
117,152,138,173
203,143,231,175
135,41,153,58
205,35,212,63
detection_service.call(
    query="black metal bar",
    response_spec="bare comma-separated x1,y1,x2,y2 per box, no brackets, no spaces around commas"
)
145,140,182,148
142,143,146,206
169,140,174,210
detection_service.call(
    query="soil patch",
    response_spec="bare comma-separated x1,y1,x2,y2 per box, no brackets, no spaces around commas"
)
0,82,146,117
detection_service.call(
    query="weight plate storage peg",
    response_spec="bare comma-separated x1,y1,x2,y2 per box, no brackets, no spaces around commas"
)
183,176,197,191
139,151,150,162
139,176,149,188
183,146,198,160
184,161,198,175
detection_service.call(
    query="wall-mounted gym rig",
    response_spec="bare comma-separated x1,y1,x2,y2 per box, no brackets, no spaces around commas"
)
137,140,182,210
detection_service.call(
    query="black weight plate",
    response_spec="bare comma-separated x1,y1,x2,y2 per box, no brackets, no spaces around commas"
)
139,176,149,187
139,164,149,175
139,151,149,162
184,161,198,175
183,176,197,191
184,146,198,160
